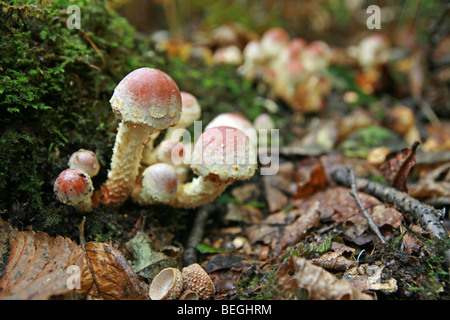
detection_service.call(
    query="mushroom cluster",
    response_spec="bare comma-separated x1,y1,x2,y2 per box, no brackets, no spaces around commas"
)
54,67,258,212
238,27,333,113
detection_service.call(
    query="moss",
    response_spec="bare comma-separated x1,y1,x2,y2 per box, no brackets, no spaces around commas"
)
0,0,265,241
0,0,163,234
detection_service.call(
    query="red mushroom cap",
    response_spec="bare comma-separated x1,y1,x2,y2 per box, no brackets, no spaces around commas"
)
54,168,93,206
205,113,253,133
110,68,182,130
191,126,257,181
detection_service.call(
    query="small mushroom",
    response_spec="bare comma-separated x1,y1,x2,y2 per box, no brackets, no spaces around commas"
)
167,126,257,208
260,27,290,60
132,163,179,205
181,263,215,300
54,168,93,213
93,67,182,207
205,113,256,145
68,149,100,178
149,267,184,300
142,91,201,165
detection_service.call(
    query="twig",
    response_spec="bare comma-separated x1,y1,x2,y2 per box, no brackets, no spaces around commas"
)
347,166,385,244
182,203,215,266
78,217,100,298
332,167,450,270
332,168,447,240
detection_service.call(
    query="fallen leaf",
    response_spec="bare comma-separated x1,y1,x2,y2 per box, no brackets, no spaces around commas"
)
294,158,327,198
78,241,149,300
277,256,373,300
0,218,86,300
126,231,181,280
379,141,419,192
310,249,357,272
281,201,321,248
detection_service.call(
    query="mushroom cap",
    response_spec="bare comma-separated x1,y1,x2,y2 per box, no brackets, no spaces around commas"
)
149,267,184,300
301,41,330,73
260,27,290,58
253,113,275,131
205,113,253,133
68,149,100,177
156,140,185,166
181,263,215,300
191,126,257,181
141,163,179,202
179,91,201,126
54,168,93,206
110,67,182,131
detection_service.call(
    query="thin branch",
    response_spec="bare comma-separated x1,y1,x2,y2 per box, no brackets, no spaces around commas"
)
182,203,215,266
347,166,385,244
332,168,447,241
78,217,100,298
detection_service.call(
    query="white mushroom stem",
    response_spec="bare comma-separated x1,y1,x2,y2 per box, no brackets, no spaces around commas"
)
166,176,232,208
95,122,156,206
141,131,162,166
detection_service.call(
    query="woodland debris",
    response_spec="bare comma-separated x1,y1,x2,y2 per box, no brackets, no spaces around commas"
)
379,141,420,192
78,241,149,300
77,218,149,300
344,263,398,294
347,166,386,243
126,231,181,279
0,218,86,300
277,255,374,300
309,243,357,272
331,167,450,269
183,204,215,266
331,167,447,241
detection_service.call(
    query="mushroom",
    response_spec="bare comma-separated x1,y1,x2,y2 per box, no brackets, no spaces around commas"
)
212,45,243,65
142,91,201,165
149,267,184,300
132,163,179,205
260,27,290,61
93,67,182,207
68,149,100,178
166,91,201,141
204,113,256,146
54,168,94,213
181,263,215,300
301,40,330,75
166,126,257,208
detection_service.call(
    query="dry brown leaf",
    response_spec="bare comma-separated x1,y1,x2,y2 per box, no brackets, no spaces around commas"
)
281,201,321,247
294,158,327,198
379,142,419,192
0,218,86,300
309,246,357,272
262,162,296,212
78,241,149,300
409,162,450,199
277,256,374,300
